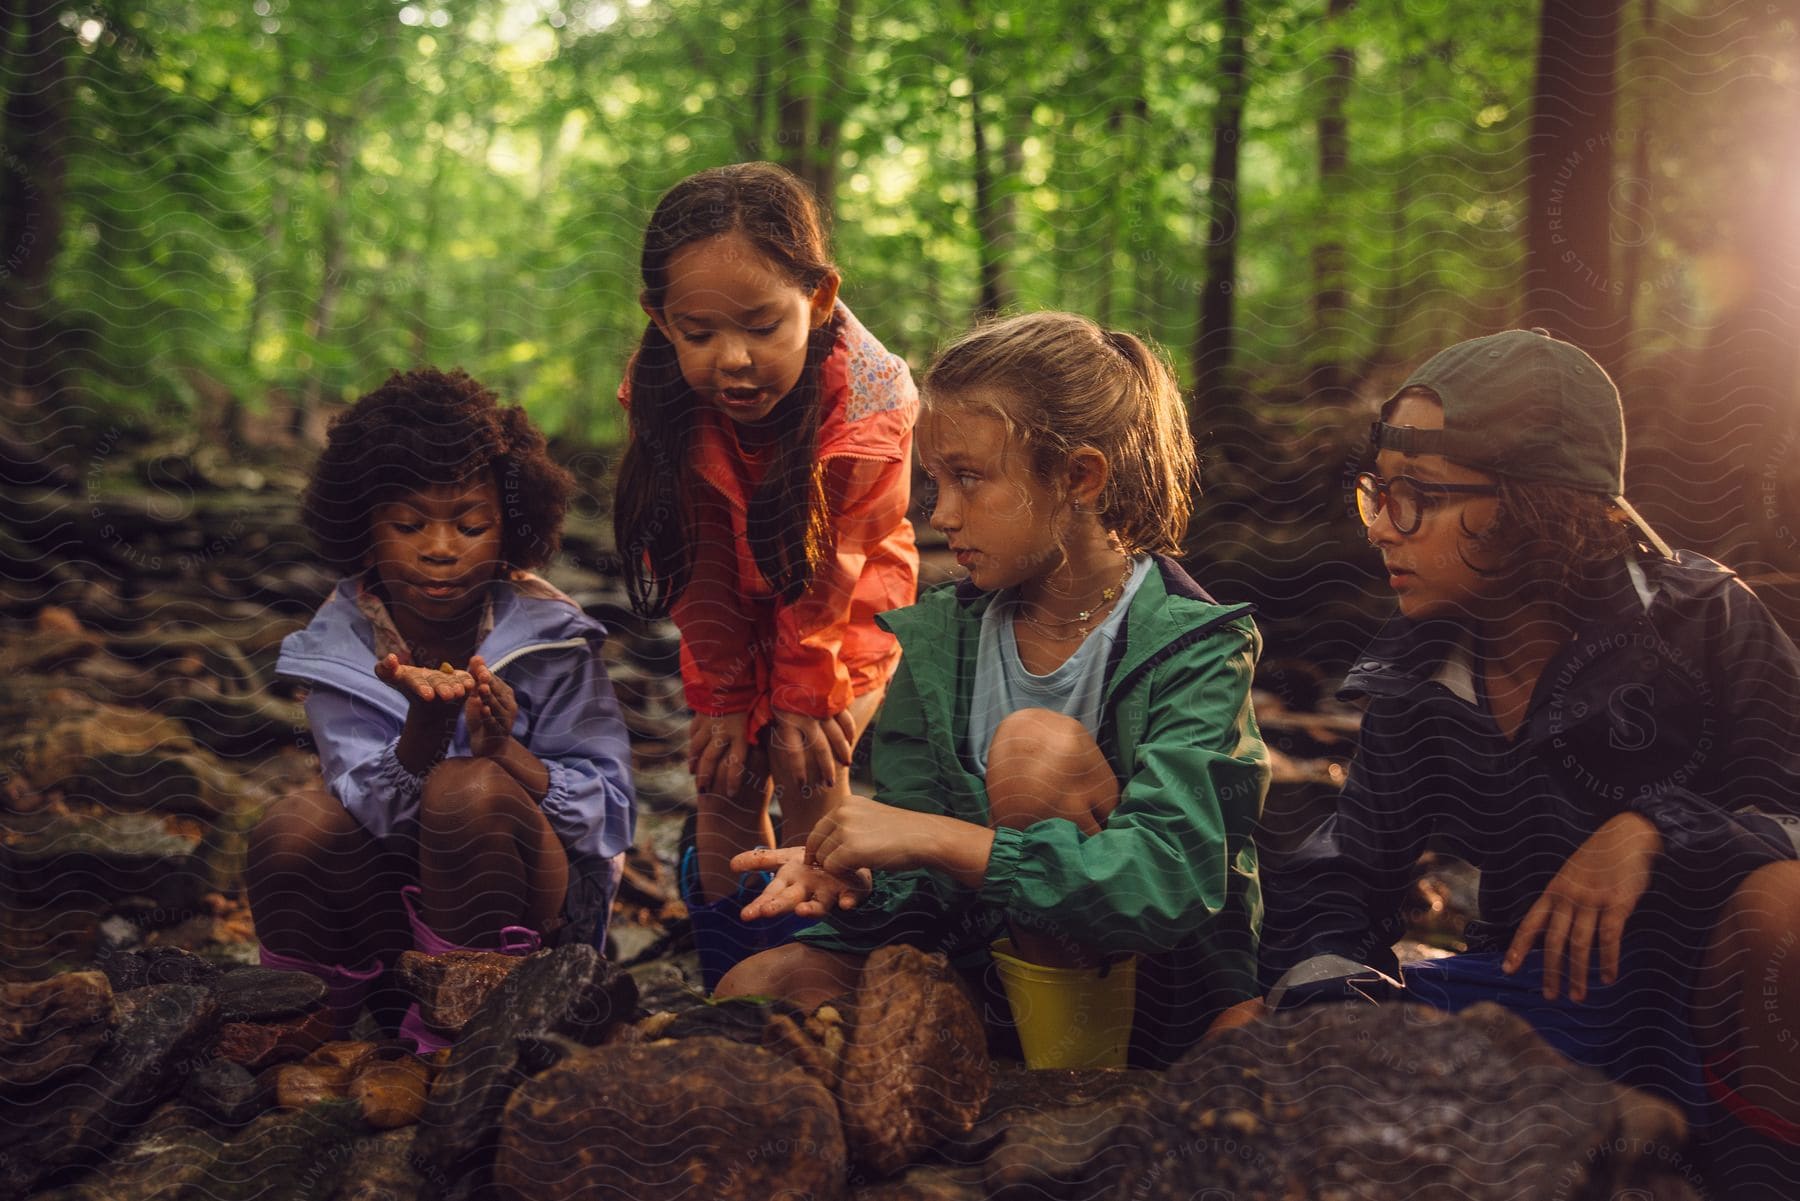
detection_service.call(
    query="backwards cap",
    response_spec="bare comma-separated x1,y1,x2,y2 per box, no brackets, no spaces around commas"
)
1370,328,1671,557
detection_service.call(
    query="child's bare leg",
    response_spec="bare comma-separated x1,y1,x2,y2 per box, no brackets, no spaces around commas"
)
417,757,569,946
1697,859,1800,1123
715,941,866,1008
985,709,1120,968
770,685,888,850
248,788,399,966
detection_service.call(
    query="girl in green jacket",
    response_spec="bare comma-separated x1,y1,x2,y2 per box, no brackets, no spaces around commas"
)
718,311,1269,1069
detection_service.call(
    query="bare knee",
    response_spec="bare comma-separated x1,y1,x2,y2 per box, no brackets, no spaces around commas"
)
716,942,863,1006
1717,861,1800,955
249,789,363,873
419,757,531,836
986,709,1117,831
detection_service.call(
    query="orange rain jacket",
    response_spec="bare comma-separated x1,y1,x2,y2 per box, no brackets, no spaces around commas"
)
620,303,920,737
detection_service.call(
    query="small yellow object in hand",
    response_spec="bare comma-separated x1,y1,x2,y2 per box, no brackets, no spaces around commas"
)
439,661,456,673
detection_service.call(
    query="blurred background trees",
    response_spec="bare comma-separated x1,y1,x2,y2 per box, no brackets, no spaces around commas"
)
5,0,1800,646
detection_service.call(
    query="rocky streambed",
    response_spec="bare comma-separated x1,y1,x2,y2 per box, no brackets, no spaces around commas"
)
0,452,1712,1199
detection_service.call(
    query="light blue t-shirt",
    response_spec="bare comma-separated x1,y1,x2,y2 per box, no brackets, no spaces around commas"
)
965,555,1153,775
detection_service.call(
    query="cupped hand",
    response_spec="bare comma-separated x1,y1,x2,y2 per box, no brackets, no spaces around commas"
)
730,846,872,920
689,711,751,799
1504,812,1663,1002
375,653,475,710
464,655,517,758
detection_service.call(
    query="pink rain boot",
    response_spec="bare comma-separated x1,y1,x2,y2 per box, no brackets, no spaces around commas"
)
396,885,541,1055
258,945,384,1040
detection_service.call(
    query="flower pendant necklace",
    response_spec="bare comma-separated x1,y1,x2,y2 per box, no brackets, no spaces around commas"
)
1016,558,1134,641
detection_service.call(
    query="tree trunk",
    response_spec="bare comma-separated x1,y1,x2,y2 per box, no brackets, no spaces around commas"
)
297,116,356,440
775,0,813,182
747,0,775,160
240,39,298,449
1307,0,1355,403
1360,67,1415,379
1192,0,1249,430
0,2,71,399
1523,0,1626,368
965,0,1012,317
809,0,854,212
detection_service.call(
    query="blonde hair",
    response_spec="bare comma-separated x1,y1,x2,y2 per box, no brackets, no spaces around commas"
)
922,311,1196,553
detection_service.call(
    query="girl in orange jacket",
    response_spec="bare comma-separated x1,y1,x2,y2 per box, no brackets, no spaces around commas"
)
613,162,919,987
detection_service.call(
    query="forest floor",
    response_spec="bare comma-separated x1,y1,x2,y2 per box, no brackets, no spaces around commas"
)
0,434,1735,1200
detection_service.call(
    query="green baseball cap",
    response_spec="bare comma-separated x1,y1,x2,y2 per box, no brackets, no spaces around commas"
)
1371,328,1671,556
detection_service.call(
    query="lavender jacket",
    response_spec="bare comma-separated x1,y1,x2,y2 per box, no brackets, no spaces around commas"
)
276,575,636,945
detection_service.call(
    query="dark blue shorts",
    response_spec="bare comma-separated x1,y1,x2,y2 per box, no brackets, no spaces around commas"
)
1401,946,1709,1119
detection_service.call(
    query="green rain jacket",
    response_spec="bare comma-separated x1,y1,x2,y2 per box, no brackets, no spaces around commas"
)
799,555,1269,1067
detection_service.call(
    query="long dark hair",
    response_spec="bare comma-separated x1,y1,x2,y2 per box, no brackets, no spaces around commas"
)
613,162,840,617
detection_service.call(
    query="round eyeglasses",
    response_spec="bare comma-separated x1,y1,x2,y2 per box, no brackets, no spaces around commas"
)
1354,472,1500,536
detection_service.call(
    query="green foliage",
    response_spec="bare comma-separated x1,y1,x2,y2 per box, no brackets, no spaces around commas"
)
6,0,1792,437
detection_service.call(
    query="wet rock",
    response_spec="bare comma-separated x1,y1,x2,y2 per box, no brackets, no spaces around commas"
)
0,982,220,1196
103,629,260,692
1110,1001,1693,1200
849,1164,987,1201
0,903,106,974
0,970,114,1088
214,1008,332,1070
634,990,848,1085
159,686,308,757
394,948,523,1035
838,945,990,1176
273,1061,352,1107
0,701,192,797
210,966,328,1022
607,921,662,965
352,1056,430,1129
0,631,101,677
201,1099,367,1201
0,811,208,911
329,1127,439,1201
628,960,708,1018
411,944,639,1193
23,1101,231,1201
978,1091,1149,1200
935,1062,1156,1187
494,1036,846,1201
182,1055,275,1125
98,944,222,991
65,745,253,819
307,1040,380,1073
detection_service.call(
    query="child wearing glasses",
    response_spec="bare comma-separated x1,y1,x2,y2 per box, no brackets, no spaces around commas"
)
1224,330,1800,1193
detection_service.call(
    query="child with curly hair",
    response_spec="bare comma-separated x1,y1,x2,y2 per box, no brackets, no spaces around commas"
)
250,367,635,1050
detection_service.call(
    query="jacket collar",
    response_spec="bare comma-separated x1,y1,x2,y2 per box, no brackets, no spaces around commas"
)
276,574,606,718
879,554,1253,738
1340,549,1738,701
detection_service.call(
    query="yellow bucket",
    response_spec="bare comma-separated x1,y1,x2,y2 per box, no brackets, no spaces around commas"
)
989,939,1137,1069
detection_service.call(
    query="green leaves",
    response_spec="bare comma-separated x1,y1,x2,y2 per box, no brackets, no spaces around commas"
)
9,0,1786,432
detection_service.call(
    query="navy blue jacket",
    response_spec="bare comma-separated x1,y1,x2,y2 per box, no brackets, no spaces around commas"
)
1260,551,1800,992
